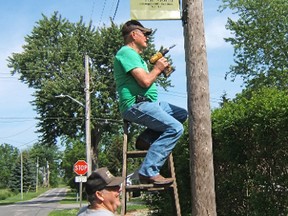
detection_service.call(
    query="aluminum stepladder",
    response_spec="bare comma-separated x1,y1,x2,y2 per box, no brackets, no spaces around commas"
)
121,120,181,216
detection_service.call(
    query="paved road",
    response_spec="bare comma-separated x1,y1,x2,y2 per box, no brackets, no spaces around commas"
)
0,188,79,216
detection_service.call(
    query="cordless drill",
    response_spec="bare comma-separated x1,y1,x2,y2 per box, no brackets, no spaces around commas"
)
149,44,176,78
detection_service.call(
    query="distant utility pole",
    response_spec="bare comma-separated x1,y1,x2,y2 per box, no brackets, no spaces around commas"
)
46,160,50,187
21,151,23,200
36,157,39,192
182,0,217,215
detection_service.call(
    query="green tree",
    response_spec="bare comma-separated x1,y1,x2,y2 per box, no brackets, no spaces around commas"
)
8,12,172,169
61,138,86,188
212,87,288,215
220,0,288,89
0,144,19,188
9,151,36,193
29,143,62,187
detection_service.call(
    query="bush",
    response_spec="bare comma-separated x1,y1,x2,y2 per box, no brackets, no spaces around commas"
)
0,189,15,200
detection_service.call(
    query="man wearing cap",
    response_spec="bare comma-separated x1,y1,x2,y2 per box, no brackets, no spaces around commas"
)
77,167,124,216
113,20,187,185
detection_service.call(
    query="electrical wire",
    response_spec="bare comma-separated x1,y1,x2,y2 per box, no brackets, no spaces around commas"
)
109,0,116,19
113,0,120,21
98,0,107,27
0,124,35,139
90,0,96,21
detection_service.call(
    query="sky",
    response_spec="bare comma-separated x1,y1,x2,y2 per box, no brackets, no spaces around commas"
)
0,0,242,151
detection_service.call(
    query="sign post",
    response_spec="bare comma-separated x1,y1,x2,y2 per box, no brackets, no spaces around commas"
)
74,160,88,208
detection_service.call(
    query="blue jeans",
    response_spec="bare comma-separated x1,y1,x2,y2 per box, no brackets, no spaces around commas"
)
122,101,187,177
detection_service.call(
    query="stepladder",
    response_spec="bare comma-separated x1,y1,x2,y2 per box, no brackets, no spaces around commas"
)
121,120,181,216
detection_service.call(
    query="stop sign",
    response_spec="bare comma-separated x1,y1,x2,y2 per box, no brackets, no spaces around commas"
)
74,160,88,175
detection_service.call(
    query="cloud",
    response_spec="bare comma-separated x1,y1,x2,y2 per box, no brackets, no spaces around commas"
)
205,16,232,49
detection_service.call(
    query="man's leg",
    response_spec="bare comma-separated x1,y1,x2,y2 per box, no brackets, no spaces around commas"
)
135,101,187,150
122,101,187,177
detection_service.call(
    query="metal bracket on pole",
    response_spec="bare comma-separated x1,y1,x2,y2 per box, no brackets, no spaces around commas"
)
182,3,188,26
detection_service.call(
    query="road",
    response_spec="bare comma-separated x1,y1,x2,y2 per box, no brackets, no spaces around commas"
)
0,188,79,216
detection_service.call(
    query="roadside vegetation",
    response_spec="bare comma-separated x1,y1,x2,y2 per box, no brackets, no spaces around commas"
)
0,187,51,205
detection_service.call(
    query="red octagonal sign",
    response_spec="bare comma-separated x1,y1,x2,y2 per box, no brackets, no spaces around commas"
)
74,160,88,175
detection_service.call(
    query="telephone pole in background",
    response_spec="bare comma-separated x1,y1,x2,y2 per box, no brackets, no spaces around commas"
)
36,157,39,192
85,54,92,176
182,0,217,215
21,151,23,200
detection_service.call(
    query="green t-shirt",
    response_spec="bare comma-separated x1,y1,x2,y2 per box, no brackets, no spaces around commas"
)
113,46,157,113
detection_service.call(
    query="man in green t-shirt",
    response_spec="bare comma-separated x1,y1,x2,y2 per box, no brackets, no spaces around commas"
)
113,20,187,185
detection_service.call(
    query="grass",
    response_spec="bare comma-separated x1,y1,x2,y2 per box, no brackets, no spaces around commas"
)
0,187,51,205
48,195,148,216
59,190,87,204
48,204,148,216
0,189,14,201
49,208,79,216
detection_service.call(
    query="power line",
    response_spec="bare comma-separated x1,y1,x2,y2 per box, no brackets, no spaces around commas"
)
14,139,38,149
0,116,122,124
0,77,18,79
109,0,116,19
98,0,108,26
113,0,120,21
0,124,35,139
0,119,35,124
90,0,97,21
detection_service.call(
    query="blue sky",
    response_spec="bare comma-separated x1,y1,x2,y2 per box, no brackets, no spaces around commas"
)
0,0,242,151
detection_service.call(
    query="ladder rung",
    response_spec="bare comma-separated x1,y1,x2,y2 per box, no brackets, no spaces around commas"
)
125,184,173,192
127,150,147,158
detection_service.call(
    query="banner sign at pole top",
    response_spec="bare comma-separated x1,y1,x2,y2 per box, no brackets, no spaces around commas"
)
130,0,181,20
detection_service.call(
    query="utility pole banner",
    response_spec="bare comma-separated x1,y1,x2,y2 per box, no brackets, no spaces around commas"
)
130,0,181,20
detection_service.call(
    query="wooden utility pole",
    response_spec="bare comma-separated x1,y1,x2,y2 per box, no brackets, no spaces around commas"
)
85,54,92,176
182,0,217,215
21,151,23,200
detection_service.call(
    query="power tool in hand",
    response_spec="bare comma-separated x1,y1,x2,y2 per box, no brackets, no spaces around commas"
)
149,44,176,78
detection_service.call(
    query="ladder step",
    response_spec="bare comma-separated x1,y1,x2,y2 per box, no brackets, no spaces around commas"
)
125,184,173,192
127,150,147,158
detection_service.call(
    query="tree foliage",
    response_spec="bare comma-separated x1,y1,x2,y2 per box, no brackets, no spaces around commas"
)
220,0,288,89
0,144,19,188
9,151,36,193
29,143,62,187
214,1,288,214
61,138,86,189
212,87,288,215
147,88,288,215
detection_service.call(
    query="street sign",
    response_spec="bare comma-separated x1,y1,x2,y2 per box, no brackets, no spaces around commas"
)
75,176,87,183
74,160,88,175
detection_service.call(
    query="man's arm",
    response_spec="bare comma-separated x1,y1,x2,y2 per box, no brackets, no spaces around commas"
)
130,57,169,88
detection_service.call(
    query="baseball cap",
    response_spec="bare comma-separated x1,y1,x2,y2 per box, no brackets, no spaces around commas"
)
85,167,124,195
121,20,152,37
